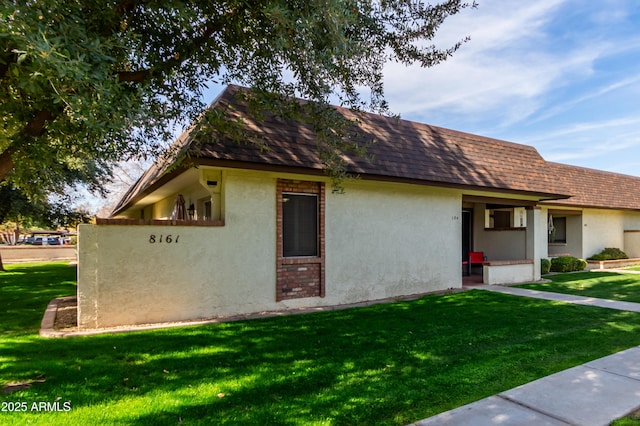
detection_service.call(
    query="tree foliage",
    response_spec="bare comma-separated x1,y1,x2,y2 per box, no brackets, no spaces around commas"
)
0,183,91,271
1,0,475,195
0,183,91,232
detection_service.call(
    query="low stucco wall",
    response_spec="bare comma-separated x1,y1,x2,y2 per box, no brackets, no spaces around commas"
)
78,171,462,329
582,209,625,259
1,245,76,263
483,260,535,285
586,258,640,270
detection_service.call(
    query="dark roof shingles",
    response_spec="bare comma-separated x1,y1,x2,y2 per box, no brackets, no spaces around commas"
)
194,85,565,197
544,162,640,210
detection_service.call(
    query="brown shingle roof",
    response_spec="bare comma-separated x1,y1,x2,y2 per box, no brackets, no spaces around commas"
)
544,162,640,210
194,86,568,194
113,85,574,215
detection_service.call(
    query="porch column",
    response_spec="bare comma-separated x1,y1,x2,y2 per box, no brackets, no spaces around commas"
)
525,206,545,281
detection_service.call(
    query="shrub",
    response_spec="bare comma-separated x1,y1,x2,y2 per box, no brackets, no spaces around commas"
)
541,258,551,274
587,247,629,261
550,256,587,273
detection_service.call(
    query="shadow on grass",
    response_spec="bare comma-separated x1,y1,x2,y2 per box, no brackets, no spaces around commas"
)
522,272,640,303
4,289,640,424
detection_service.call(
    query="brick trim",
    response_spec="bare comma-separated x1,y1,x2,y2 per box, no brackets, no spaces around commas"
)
276,179,325,301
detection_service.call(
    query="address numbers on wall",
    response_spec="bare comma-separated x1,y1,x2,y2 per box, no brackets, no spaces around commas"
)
149,234,180,244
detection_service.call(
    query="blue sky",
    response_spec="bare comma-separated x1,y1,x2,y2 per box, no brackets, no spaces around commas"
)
202,0,640,176
381,0,640,176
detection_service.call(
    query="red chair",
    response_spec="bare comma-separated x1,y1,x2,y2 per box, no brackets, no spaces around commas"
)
469,252,485,266
463,252,486,276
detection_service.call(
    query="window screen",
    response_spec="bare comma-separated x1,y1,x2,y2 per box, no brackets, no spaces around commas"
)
283,194,318,257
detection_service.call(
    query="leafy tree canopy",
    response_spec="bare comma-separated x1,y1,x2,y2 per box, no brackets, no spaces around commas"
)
0,183,91,231
1,0,475,196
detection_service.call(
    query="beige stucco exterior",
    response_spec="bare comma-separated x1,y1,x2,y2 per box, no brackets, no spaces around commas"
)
83,165,640,329
540,205,640,261
483,261,535,285
79,169,463,328
473,205,526,260
582,209,625,258
624,231,640,258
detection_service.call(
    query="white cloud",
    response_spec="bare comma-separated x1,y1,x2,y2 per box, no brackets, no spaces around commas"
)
384,1,574,119
382,0,640,130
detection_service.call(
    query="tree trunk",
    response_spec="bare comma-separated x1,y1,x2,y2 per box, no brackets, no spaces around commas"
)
0,147,15,183
0,251,5,272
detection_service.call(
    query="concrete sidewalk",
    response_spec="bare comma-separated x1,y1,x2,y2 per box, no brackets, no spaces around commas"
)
411,285,640,425
474,284,640,313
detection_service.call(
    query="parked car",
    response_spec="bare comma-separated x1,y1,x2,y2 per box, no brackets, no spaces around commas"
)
47,237,63,245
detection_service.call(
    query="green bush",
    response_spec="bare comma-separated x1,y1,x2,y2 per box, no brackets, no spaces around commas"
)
587,247,629,261
541,258,551,274
550,256,587,273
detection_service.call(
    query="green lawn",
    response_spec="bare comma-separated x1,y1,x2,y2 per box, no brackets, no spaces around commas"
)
518,271,640,302
4,264,640,425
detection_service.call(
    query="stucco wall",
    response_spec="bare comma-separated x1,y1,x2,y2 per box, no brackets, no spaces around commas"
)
325,180,461,305
582,209,625,259
473,205,526,261
79,171,462,328
79,172,277,328
483,262,535,285
624,231,640,258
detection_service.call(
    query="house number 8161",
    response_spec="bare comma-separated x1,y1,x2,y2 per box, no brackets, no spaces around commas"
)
149,234,180,244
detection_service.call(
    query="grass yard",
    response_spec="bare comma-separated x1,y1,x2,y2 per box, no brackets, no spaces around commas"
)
4,264,640,424
518,271,640,302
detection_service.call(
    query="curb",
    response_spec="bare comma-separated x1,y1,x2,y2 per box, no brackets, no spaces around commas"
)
39,296,78,338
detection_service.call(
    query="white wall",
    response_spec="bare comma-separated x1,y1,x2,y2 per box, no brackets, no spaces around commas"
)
582,209,625,258
79,172,277,328
473,204,526,260
325,181,461,304
483,263,535,285
79,171,462,328
624,232,640,258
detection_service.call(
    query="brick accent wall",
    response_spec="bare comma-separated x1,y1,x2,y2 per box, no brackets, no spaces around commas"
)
276,179,325,301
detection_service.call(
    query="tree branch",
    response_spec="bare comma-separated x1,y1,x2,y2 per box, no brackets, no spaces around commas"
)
117,69,151,82
117,21,219,83
24,109,56,137
0,146,16,183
